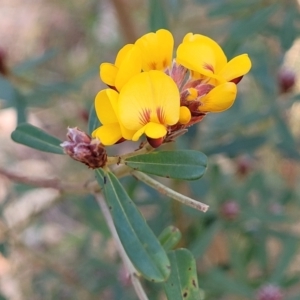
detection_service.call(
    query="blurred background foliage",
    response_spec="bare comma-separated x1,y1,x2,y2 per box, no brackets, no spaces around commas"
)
0,0,300,299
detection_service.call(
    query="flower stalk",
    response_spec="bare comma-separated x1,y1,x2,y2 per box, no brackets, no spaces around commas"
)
95,193,149,300
132,171,209,212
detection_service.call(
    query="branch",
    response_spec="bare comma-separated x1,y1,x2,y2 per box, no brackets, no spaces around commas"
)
132,171,209,212
0,167,98,194
0,221,98,299
110,0,138,43
95,193,149,300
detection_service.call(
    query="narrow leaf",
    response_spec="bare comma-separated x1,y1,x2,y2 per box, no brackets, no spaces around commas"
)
11,123,64,154
190,221,221,258
88,103,101,135
159,226,182,251
270,236,298,284
15,92,27,124
0,76,16,107
164,249,201,300
12,49,58,73
125,150,207,180
149,0,168,31
95,169,170,282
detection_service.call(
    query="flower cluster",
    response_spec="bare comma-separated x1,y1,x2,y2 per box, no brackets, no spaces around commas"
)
93,29,251,148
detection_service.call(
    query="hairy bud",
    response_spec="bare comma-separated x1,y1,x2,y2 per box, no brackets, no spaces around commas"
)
61,127,107,169
220,200,240,221
278,68,296,94
0,48,8,76
256,284,283,300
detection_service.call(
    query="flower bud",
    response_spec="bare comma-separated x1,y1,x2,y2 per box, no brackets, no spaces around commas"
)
278,68,296,93
147,136,164,148
220,200,240,221
256,284,283,300
236,155,254,177
0,48,8,76
61,127,107,169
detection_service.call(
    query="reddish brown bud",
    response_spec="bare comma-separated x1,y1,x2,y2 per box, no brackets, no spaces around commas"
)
236,155,254,177
256,284,283,300
220,200,240,221
61,127,107,169
278,68,296,93
0,48,8,76
230,76,243,84
78,109,89,122
147,137,164,148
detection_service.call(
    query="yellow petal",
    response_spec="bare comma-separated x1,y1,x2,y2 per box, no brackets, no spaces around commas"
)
95,89,119,124
115,45,142,91
118,70,180,130
132,126,146,141
120,124,136,140
92,123,122,145
144,122,167,138
177,34,227,76
100,63,118,86
115,44,134,67
187,88,198,100
218,54,252,82
135,29,174,71
199,82,237,113
179,106,191,124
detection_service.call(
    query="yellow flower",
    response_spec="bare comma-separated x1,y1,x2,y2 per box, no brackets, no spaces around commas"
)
92,89,135,145
198,82,237,113
100,44,142,91
176,33,251,84
135,29,174,71
118,70,180,142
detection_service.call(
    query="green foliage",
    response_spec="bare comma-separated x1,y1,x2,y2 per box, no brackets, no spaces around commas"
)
95,169,170,282
88,104,101,135
159,226,182,251
11,123,64,154
163,249,201,300
125,150,207,180
2,0,300,299
149,0,169,31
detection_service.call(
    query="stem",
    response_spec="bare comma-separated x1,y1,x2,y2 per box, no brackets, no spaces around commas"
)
95,194,149,300
0,167,96,194
0,221,97,299
113,165,132,179
132,171,209,213
110,0,138,43
106,142,154,166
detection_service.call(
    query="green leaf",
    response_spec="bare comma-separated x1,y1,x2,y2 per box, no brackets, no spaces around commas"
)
203,135,266,157
208,0,259,17
190,221,221,258
88,103,101,135
270,236,298,284
125,150,207,180
12,49,58,74
228,4,279,41
159,226,182,251
11,123,64,154
0,293,7,300
149,0,168,31
95,169,170,282
163,249,201,300
0,76,16,108
14,92,27,124
280,8,298,51
0,242,8,257
206,269,253,298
